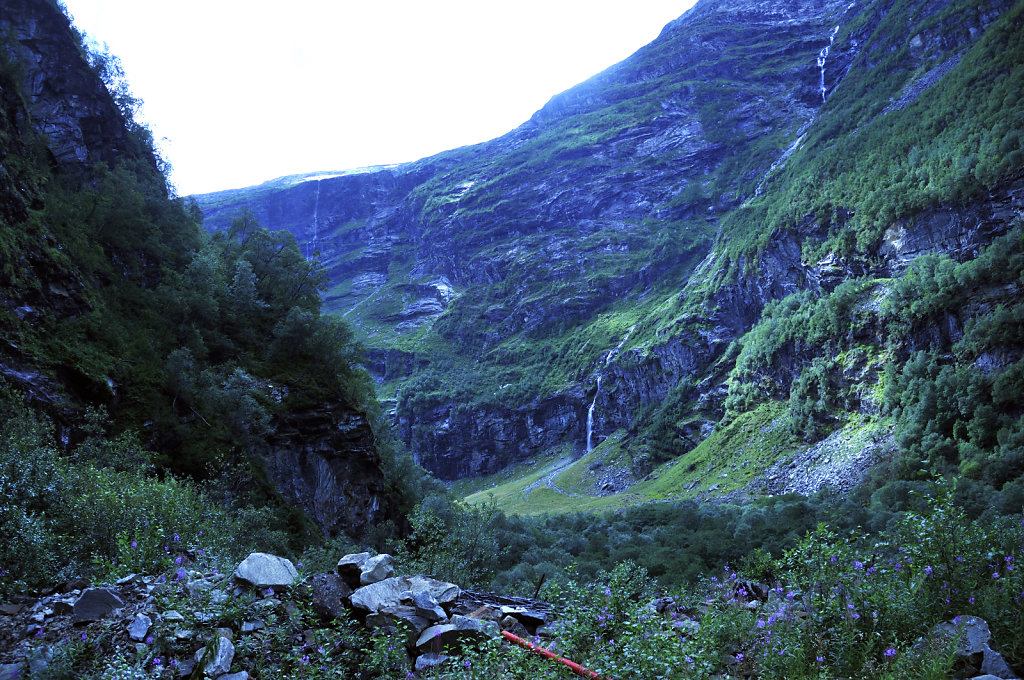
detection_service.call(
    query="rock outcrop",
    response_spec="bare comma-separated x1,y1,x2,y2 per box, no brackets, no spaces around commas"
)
0,0,148,171
261,402,389,537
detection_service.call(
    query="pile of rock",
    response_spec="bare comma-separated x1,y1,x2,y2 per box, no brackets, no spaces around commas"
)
0,551,554,678
318,552,552,672
0,552,303,680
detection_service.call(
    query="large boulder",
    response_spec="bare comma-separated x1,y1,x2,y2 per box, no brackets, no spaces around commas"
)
933,616,1018,680
311,572,353,621
414,615,498,654
232,553,298,589
72,588,124,624
360,554,395,585
337,552,371,587
350,575,460,614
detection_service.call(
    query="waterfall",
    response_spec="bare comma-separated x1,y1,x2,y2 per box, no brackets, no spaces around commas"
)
585,325,636,454
817,25,840,102
586,376,601,454
308,179,321,259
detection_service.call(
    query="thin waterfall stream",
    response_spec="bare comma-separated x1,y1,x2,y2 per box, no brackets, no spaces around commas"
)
817,24,841,102
586,376,601,454
585,325,637,454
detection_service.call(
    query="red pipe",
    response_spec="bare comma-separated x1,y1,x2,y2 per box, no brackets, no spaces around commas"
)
500,630,611,680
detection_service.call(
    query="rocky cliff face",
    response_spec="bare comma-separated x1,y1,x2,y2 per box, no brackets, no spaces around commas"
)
0,0,140,171
263,401,389,538
194,0,1024,483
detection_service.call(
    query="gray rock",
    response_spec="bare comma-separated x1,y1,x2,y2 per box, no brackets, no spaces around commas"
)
499,605,547,627
981,652,1017,679
934,616,1018,680
412,591,447,622
72,588,124,623
647,597,677,614
163,609,185,622
0,664,22,680
379,605,433,634
115,573,138,586
673,617,702,636
415,653,449,672
935,615,991,656
28,646,52,676
194,636,234,677
360,554,394,585
232,553,298,589
241,620,265,633
127,613,152,641
217,672,249,680
416,623,458,653
452,614,500,638
336,552,371,587
351,575,459,614
500,615,530,638
414,615,498,654
311,572,352,622
175,656,196,678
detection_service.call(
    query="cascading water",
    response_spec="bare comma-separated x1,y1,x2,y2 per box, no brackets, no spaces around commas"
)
585,325,636,454
586,376,601,453
817,24,840,102
307,179,321,259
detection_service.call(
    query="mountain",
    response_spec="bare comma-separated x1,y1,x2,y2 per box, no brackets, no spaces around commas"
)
0,0,397,553
194,0,1024,509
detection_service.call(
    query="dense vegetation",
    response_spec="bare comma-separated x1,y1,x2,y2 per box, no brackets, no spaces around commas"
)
4,0,1024,677
0,14,427,595
721,0,1024,260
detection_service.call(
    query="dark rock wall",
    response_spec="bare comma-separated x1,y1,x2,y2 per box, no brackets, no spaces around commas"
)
1,0,139,170
263,403,389,537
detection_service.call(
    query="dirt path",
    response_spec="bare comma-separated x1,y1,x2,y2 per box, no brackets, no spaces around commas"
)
522,458,585,498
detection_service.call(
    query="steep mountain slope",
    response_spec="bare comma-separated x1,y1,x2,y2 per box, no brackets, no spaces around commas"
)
0,0,394,542
195,0,1024,503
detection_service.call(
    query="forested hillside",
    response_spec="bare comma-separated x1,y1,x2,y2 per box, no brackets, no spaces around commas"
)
1,0,420,595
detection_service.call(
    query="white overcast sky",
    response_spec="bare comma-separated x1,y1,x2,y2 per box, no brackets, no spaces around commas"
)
59,1,698,196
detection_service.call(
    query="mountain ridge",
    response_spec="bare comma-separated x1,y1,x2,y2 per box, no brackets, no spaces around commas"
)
193,0,1024,510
